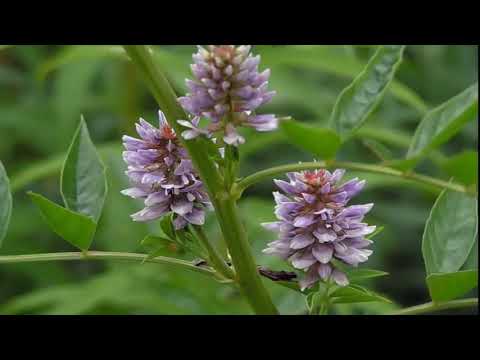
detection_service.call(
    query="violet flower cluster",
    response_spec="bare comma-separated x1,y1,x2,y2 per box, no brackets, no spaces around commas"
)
178,45,278,146
262,169,375,290
121,111,211,229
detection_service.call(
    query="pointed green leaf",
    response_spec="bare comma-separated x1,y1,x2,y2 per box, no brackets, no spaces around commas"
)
422,189,478,275
406,83,478,166
330,285,391,304
0,161,13,247
441,150,478,185
331,259,388,283
346,269,389,282
61,117,107,222
280,119,341,159
28,192,96,251
427,270,478,302
330,45,406,140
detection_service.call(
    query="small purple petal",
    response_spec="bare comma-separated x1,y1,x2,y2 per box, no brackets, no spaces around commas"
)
312,244,334,264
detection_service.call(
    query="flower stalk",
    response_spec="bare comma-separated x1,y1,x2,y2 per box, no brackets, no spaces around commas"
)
123,45,278,315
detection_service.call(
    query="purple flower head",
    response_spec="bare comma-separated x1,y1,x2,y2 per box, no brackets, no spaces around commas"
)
121,111,211,229
262,168,375,291
177,45,278,146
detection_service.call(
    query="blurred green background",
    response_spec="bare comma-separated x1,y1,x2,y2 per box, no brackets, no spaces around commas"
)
0,45,477,314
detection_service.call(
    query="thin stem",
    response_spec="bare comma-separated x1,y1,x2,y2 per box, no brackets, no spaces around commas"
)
236,161,474,196
192,226,235,280
390,298,478,315
0,251,216,277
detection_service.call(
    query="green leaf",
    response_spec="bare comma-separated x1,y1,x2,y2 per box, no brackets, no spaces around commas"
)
0,161,12,247
280,119,341,159
462,238,478,270
330,45,406,140
346,269,389,283
257,45,427,114
330,285,391,304
422,189,478,275
441,150,478,185
361,139,394,161
406,83,478,166
28,192,96,251
61,117,107,222
141,235,172,248
160,213,176,240
330,259,388,283
427,270,478,302
141,235,172,260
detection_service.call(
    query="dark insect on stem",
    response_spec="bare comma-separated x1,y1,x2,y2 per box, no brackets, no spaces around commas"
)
257,266,297,282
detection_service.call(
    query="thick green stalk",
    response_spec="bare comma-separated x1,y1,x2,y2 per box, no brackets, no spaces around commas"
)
235,161,474,196
0,251,216,277
390,298,478,315
122,45,278,314
215,196,279,314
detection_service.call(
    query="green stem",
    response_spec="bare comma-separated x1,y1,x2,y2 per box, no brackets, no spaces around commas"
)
123,45,278,315
0,251,216,277
236,161,474,196
192,226,235,280
390,298,478,315
215,196,279,314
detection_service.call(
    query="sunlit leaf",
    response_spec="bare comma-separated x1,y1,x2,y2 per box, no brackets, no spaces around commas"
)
422,189,478,274
330,45,406,140
427,270,478,302
28,192,97,251
61,117,107,222
0,161,12,247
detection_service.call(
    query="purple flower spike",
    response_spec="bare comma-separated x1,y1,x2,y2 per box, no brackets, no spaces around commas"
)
177,45,278,146
262,168,375,291
121,111,211,229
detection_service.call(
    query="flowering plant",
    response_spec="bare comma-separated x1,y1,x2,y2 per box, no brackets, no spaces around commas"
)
0,45,477,315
